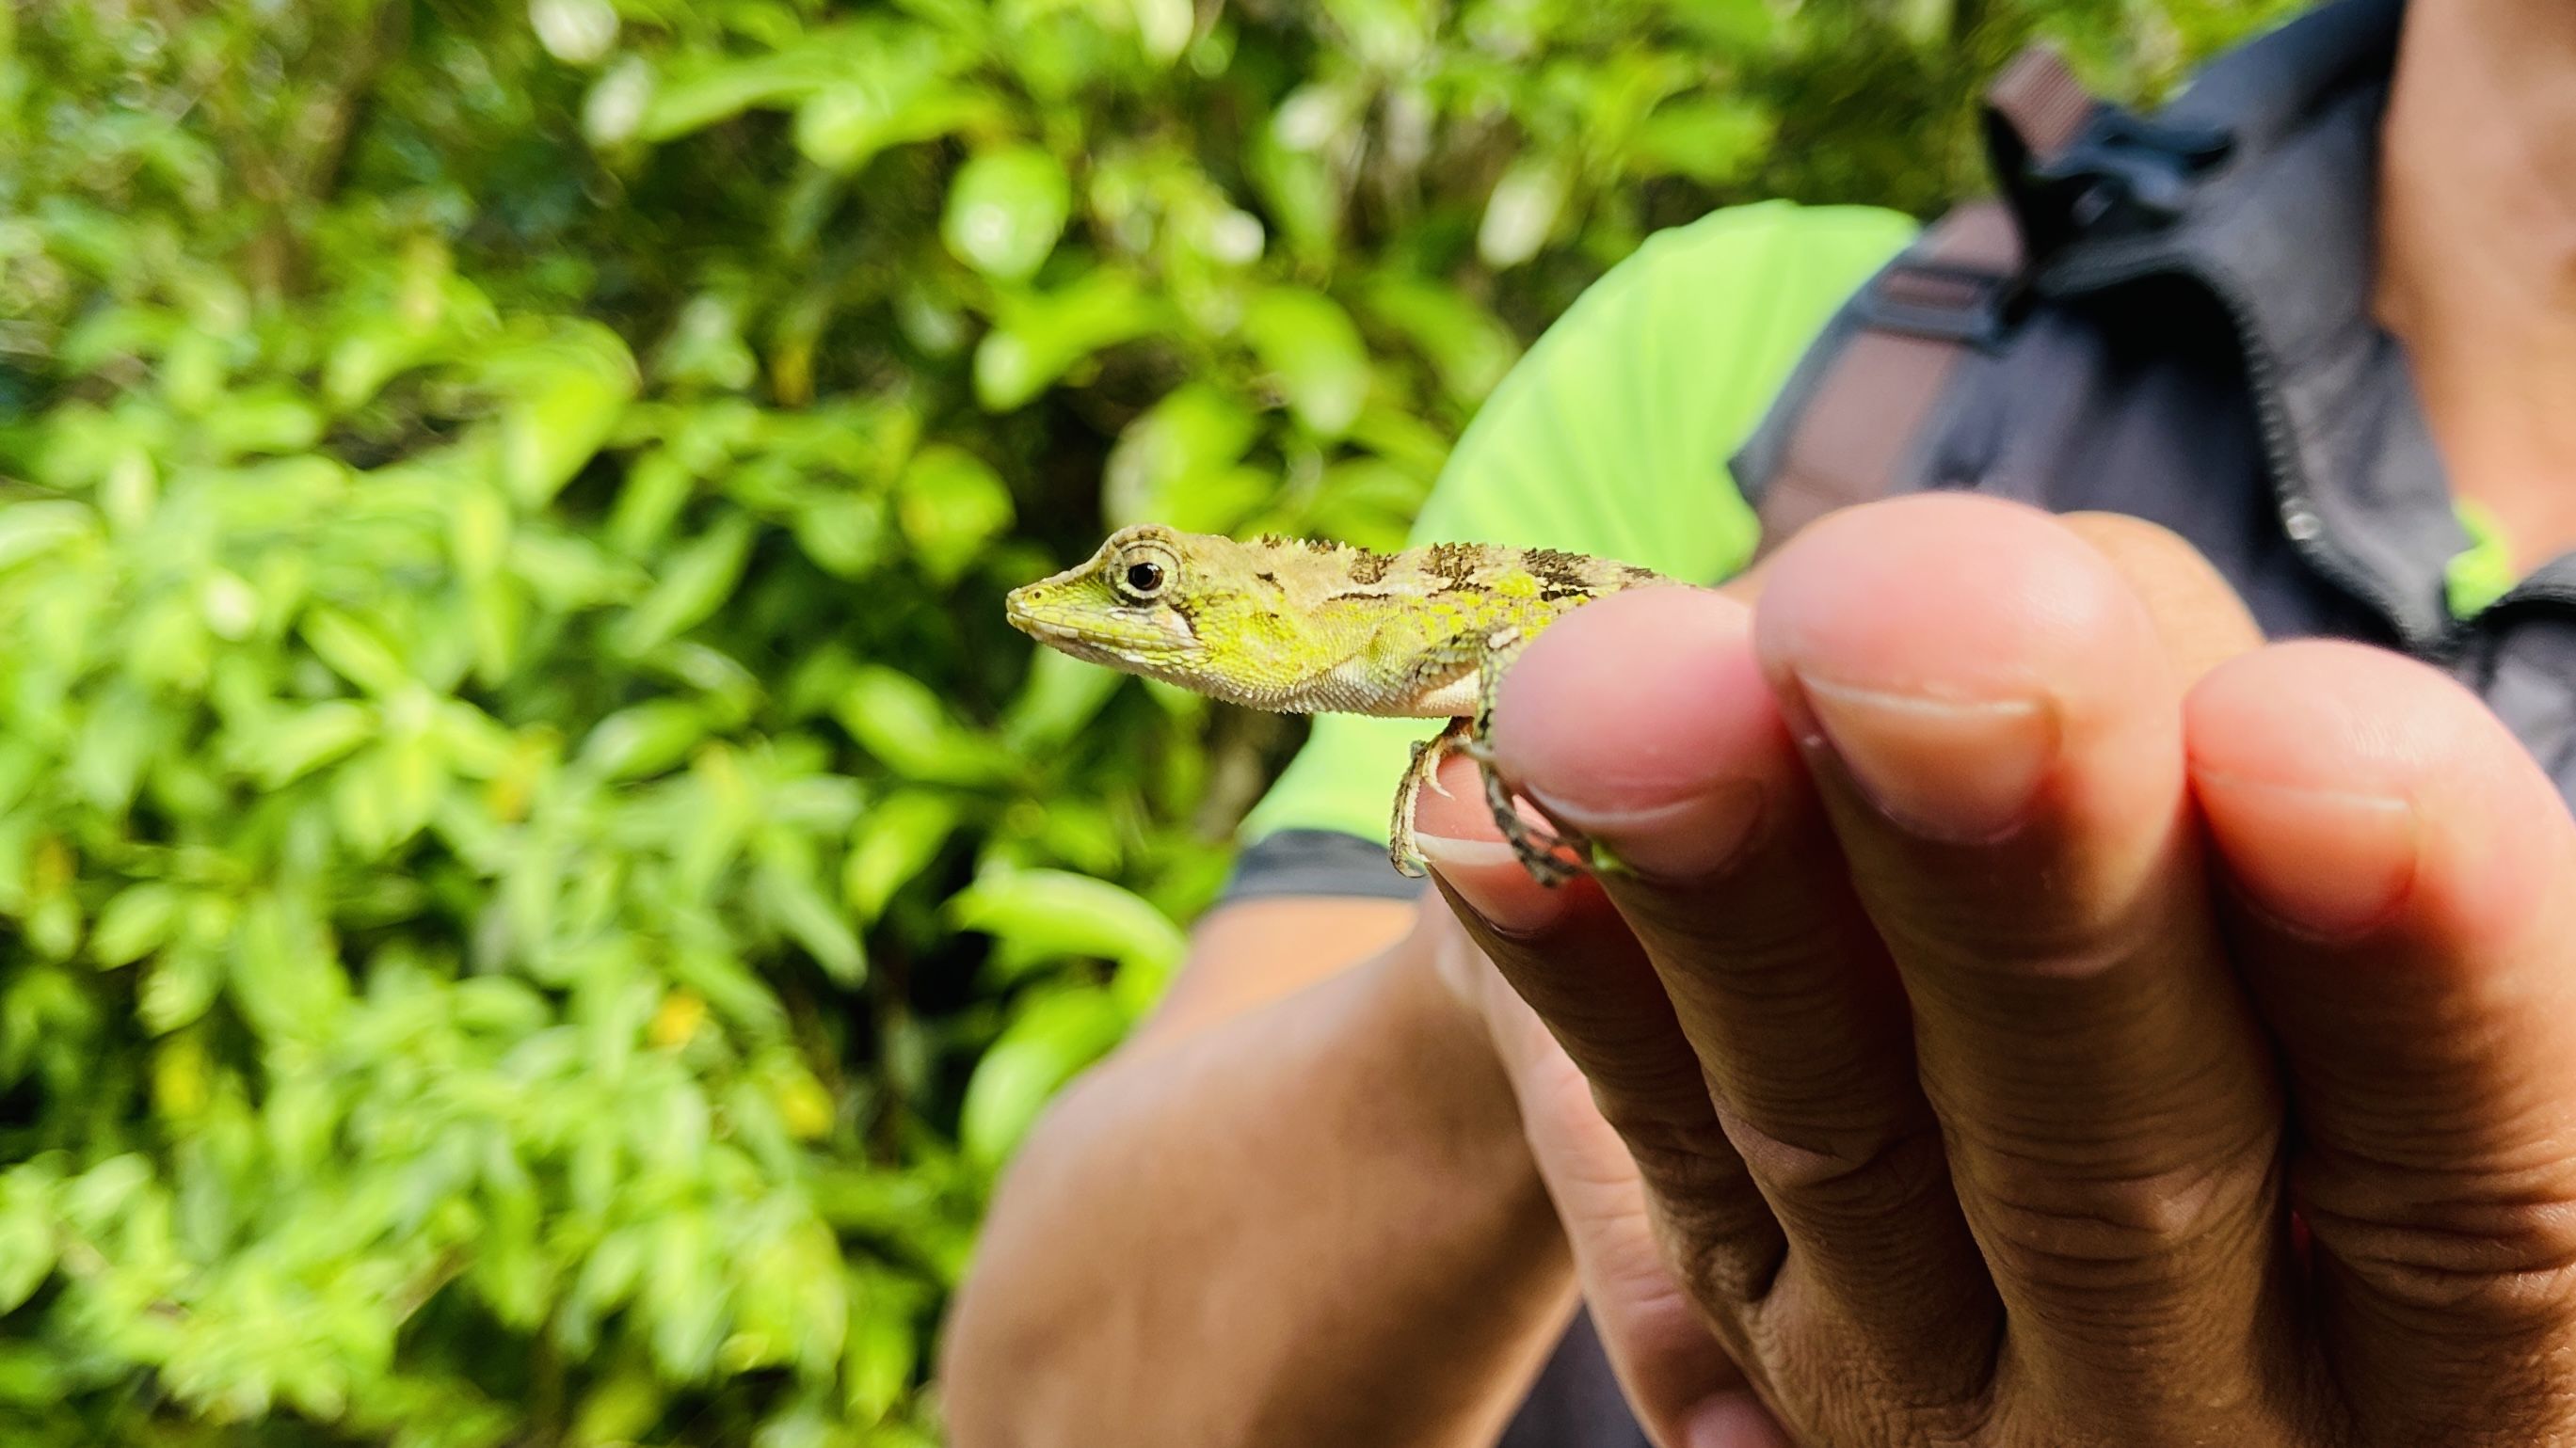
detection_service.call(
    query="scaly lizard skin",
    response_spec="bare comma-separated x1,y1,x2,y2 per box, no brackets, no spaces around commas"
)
1004,523,1680,883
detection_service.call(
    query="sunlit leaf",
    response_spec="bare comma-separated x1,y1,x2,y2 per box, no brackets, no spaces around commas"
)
90,883,184,969
971,270,1161,412
757,856,867,985
834,667,1006,785
238,701,377,787
1478,158,1567,268
843,791,962,921
0,501,97,573
1101,383,1260,528
486,323,641,506
612,516,757,656
1631,95,1777,183
959,986,1129,1164
576,700,710,781
300,609,411,696
942,146,1073,282
1241,287,1369,437
894,445,1014,586
947,868,1184,976
0,1173,56,1315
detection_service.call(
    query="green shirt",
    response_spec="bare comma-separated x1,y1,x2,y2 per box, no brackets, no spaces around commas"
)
1241,199,1919,847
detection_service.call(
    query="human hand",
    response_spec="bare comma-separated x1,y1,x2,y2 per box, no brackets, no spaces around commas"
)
1422,495,2576,1446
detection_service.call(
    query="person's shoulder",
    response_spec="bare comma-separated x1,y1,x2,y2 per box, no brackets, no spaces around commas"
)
1633,199,1920,257
1422,199,1922,561
1488,199,1920,422
1595,199,1920,304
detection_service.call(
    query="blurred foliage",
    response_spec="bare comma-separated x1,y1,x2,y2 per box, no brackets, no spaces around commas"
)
0,0,2296,1441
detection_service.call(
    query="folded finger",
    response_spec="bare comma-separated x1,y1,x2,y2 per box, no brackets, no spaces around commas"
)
1481,586,1996,1399
1752,496,2296,1426
2188,641,2576,1443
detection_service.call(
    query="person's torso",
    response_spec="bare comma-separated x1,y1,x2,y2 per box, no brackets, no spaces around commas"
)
1734,0,2576,806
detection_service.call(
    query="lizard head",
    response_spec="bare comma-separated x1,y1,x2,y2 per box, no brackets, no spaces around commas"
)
1006,523,1221,676
1007,524,1343,708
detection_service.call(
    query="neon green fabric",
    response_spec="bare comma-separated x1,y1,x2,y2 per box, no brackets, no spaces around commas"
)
2445,498,2517,619
1241,200,1919,847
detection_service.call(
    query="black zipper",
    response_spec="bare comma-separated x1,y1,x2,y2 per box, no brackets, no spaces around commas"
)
2046,247,2461,660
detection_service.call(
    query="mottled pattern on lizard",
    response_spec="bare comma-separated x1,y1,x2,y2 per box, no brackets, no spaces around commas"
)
1004,523,1681,883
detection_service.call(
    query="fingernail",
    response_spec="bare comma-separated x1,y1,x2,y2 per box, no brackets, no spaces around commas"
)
1522,780,1767,880
1417,834,1569,933
2191,767,2417,940
1796,675,2057,843
1685,1395,1795,1448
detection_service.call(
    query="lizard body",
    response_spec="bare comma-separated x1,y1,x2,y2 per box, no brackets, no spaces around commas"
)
1005,523,1680,881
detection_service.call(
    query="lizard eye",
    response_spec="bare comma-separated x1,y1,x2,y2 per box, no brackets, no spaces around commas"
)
1120,560,1166,597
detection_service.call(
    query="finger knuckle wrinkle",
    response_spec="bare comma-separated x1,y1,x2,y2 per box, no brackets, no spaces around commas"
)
2311,1199,2576,1320
1666,1208,1786,1303
1613,1115,1749,1201
1730,1113,1950,1217
1974,1157,2242,1276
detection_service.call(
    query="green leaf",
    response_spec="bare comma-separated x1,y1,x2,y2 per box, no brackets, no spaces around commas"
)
139,946,223,1034
226,891,350,1042
1101,383,1262,529
238,701,377,787
197,386,325,459
999,645,1126,753
790,492,889,580
613,516,757,656
972,270,1161,412
300,609,412,695
1477,158,1567,268
576,701,710,781
894,445,1014,585
942,145,1073,282
1630,95,1776,183
639,61,789,140
959,985,1129,1164
0,1172,56,1315
0,501,97,573
833,667,1005,785
756,856,867,985
947,868,1184,977
842,791,961,921
91,883,184,968
644,1210,729,1379
487,322,641,506
609,449,697,557
1361,278,1521,406
1242,287,1370,437
843,1278,921,1420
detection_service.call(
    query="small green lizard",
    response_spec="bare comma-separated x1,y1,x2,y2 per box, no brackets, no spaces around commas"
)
1004,523,1681,883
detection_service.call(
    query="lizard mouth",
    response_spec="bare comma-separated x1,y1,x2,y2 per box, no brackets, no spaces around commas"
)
1002,584,1044,635
1004,592,1128,666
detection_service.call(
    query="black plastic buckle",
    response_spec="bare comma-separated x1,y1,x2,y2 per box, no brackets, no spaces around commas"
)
2029,109,2235,234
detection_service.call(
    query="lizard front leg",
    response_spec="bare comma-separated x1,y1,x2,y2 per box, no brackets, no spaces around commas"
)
1384,625,1584,885
1389,716,1473,878
1462,628,1585,887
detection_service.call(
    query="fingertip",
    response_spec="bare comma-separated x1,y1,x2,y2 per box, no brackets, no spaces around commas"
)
1496,586,1768,801
1489,587,1786,880
1416,753,1575,933
1752,495,2157,714
1682,1393,1797,1448
1749,495,2178,844
2185,640,2564,949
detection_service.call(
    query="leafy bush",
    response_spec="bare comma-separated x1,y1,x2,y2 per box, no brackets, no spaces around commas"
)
0,0,2295,1441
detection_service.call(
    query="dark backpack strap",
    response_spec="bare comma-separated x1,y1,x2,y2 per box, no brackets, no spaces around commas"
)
1750,201,2024,561
1745,46,2097,564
